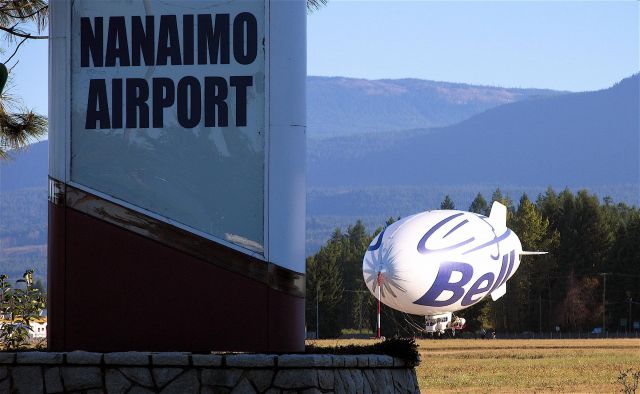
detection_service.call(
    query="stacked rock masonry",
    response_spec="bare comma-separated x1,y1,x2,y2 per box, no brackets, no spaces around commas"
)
0,351,420,393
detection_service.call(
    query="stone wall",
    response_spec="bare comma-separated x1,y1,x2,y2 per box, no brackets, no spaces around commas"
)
0,351,420,393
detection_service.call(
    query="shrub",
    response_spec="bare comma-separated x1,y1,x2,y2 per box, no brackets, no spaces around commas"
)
306,337,420,366
618,368,640,394
0,270,46,350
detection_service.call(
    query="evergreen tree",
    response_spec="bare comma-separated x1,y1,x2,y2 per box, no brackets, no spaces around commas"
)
469,192,489,215
491,188,514,211
505,194,559,331
385,216,399,227
305,229,345,338
536,187,560,227
0,0,48,158
513,194,551,251
607,211,640,330
573,190,613,273
440,195,455,210
342,221,374,331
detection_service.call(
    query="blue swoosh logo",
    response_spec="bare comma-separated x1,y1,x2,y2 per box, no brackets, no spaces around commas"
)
368,228,386,251
417,213,511,257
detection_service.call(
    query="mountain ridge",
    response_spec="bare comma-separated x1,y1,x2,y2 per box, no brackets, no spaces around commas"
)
308,74,639,190
307,76,563,136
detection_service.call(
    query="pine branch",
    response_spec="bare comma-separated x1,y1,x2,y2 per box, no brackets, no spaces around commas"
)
0,25,46,39
307,0,327,12
0,107,47,158
0,4,47,20
3,35,26,62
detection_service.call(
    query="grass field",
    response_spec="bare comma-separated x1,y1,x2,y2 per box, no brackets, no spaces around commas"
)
307,338,640,393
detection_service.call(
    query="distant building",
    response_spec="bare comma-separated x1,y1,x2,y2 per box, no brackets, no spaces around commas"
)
30,318,47,339
0,317,47,339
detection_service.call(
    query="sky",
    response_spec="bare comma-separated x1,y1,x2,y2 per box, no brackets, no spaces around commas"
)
309,1,639,91
4,0,640,118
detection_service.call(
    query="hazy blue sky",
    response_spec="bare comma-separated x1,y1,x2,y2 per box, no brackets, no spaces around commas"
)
308,1,639,91
5,0,640,117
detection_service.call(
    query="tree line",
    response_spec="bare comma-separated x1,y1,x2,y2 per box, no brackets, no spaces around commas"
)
306,187,640,337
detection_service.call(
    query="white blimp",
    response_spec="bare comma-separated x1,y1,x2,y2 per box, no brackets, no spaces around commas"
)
363,201,545,335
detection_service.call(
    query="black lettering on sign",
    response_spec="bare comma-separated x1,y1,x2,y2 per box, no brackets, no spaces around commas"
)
204,77,228,127
84,76,256,129
230,76,252,127
126,78,150,128
85,79,110,129
111,79,123,128
156,15,182,66
81,17,103,67
80,13,261,68
131,16,154,66
80,12,261,129
152,78,175,128
198,14,230,65
177,76,201,128
182,15,195,65
233,12,257,65
105,16,130,67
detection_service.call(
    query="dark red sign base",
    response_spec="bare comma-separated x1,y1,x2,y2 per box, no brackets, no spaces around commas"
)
47,183,305,352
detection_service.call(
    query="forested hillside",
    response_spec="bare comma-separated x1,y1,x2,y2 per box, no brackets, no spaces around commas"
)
307,76,561,136
306,184,639,255
0,188,47,282
0,141,49,283
0,141,47,192
308,75,639,188
307,188,640,337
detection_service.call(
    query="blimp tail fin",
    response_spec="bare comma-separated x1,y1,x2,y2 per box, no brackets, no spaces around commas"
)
488,201,507,229
491,283,507,301
520,251,548,255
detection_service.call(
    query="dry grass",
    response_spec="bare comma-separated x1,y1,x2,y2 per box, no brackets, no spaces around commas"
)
307,338,640,393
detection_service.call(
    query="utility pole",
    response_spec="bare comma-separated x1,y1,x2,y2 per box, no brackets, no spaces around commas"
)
629,297,633,332
601,273,609,336
359,293,363,332
316,286,319,339
377,272,382,339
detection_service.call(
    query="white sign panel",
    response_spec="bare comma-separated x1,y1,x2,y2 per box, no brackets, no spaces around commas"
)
70,0,266,253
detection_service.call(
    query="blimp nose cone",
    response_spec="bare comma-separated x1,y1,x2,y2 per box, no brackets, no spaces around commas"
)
362,217,441,307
